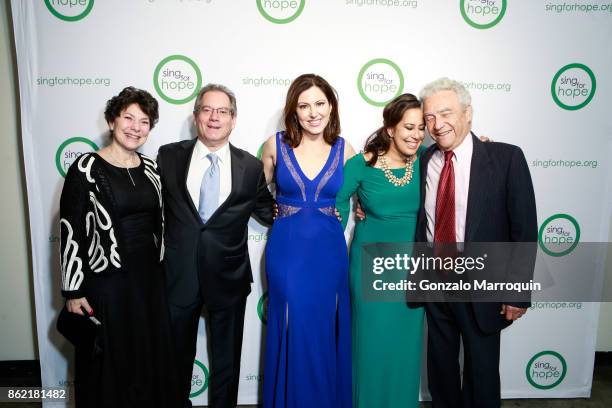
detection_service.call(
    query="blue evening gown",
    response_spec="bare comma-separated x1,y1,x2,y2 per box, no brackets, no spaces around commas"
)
263,131,351,408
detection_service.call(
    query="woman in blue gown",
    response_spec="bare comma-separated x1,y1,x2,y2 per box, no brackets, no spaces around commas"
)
260,74,355,408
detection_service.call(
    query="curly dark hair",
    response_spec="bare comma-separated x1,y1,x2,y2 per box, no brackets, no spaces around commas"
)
104,86,159,129
283,74,341,148
363,93,421,166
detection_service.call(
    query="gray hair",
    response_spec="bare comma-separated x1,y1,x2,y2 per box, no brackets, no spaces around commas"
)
193,83,238,116
419,77,471,110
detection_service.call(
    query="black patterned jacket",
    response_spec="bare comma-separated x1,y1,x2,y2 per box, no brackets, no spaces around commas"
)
59,152,164,299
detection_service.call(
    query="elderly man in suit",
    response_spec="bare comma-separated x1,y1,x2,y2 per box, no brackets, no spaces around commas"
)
416,78,537,408
157,84,274,408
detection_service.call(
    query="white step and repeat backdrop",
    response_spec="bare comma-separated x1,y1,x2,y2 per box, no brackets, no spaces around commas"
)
10,0,612,405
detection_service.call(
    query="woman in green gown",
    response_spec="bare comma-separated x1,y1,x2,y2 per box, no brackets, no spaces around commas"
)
336,93,426,408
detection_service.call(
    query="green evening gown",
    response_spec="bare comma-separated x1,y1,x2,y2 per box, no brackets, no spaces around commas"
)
336,152,424,408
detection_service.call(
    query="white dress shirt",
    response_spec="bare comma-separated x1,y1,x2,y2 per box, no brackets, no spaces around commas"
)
425,133,473,243
186,140,232,210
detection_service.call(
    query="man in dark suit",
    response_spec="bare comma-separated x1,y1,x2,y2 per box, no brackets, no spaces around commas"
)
157,84,274,408
416,78,537,407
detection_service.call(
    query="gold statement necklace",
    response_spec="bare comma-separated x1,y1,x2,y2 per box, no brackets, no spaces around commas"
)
378,155,415,187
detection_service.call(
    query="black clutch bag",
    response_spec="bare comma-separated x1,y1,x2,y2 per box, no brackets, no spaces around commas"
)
56,306,103,355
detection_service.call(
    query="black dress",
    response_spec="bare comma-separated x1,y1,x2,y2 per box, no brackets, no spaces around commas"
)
74,155,181,407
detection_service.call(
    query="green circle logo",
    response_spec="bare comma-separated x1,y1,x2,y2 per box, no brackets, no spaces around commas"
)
153,55,202,105
190,360,210,398
526,351,567,390
357,58,404,107
257,291,269,324
256,142,265,160
256,0,305,24
460,0,506,29
55,137,99,177
44,0,94,22
538,214,580,257
551,63,596,111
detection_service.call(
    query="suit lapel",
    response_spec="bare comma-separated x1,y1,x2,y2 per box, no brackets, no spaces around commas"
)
420,144,437,207
178,139,202,224
205,143,245,223
465,133,491,242
417,144,437,242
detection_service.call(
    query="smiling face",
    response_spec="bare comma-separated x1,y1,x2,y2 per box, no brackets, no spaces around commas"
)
387,107,425,157
193,90,236,148
423,89,472,151
109,103,151,151
295,86,332,138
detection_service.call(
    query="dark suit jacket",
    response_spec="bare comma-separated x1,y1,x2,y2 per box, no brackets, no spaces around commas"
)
416,133,537,334
158,140,274,310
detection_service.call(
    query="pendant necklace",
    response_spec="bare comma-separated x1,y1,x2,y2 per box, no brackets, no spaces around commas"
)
110,150,137,187
125,166,136,187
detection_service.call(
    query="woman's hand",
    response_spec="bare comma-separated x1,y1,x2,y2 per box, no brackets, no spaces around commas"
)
355,201,366,221
66,297,93,316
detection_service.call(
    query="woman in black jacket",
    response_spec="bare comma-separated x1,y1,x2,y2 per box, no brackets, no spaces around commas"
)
59,87,180,407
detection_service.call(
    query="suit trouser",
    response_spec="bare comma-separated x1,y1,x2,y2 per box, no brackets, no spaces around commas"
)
425,302,501,408
168,297,247,408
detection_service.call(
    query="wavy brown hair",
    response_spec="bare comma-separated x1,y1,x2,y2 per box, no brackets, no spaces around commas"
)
282,74,341,148
104,86,159,129
363,93,421,166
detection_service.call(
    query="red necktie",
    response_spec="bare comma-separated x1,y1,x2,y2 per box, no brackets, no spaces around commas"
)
434,151,456,244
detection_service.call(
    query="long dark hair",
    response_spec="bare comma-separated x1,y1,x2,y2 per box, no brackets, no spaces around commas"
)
363,93,421,166
283,74,341,148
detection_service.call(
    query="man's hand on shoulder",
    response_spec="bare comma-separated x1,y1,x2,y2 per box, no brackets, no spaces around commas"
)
500,304,527,321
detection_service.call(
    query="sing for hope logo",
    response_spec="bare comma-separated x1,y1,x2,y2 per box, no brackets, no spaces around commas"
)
257,292,269,324
44,0,94,22
153,55,202,105
257,0,305,24
526,351,567,390
357,58,404,107
190,360,209,398
55,137,99,177
538,214,580,257
460,0,506,29
551,63,596,110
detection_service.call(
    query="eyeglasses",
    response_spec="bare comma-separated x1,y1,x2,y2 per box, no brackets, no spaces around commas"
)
197,106,233,117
